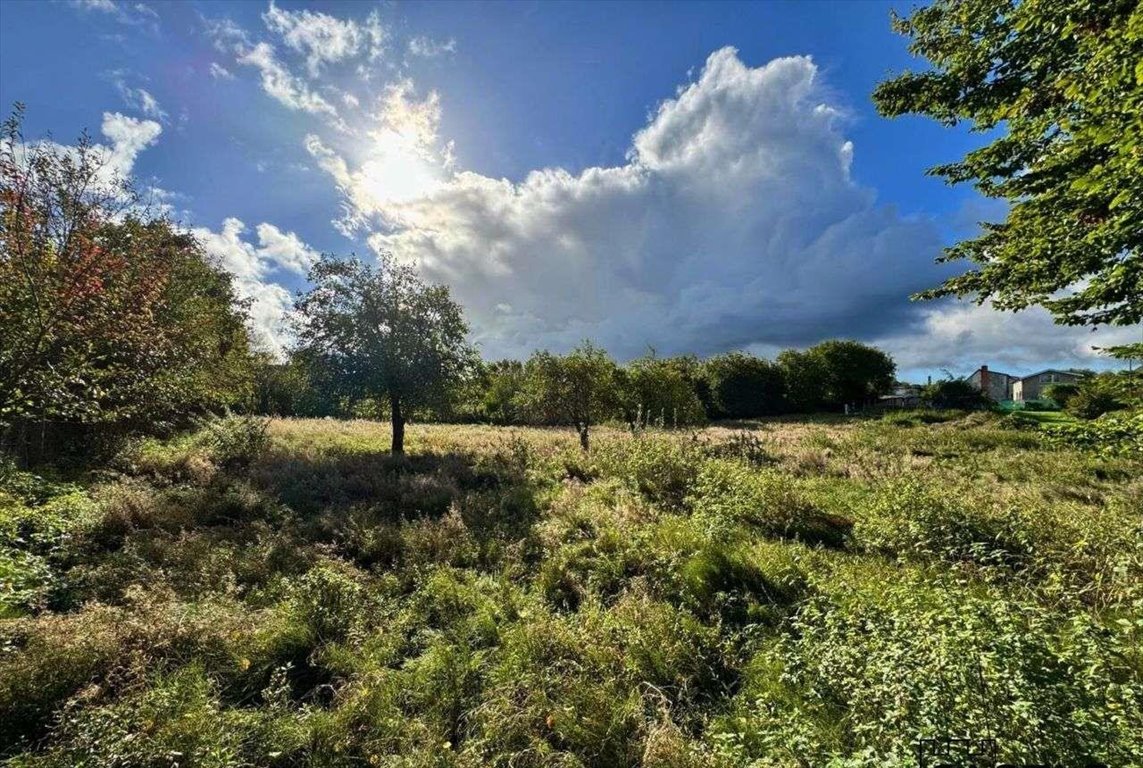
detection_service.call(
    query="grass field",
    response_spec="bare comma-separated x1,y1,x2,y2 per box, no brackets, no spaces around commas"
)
2,413,1141,766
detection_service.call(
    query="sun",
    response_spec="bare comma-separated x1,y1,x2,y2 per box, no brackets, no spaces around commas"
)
357,126,443,206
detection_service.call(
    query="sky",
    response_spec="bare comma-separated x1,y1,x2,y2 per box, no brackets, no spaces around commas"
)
1,0,1137,380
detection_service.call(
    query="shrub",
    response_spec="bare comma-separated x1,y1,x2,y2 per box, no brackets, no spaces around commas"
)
1043,411,1143,458
687,459,851,547
854,477,1033,569
205,416,271,470
711,569,1143,765
288,563,368,644
593,436,702,508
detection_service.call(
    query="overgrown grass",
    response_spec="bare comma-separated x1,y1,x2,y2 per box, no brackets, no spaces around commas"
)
2,413,1140,766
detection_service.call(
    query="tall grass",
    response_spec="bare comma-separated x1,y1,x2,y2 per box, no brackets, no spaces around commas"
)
2,414,1140,765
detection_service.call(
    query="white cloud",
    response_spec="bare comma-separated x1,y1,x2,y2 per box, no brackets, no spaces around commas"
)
114,80,167,121
209,62,235,80
262,1,369,76
304,80,447,234
190,218,318,356
70,0,158,30
310,48,945,360
408,36,456,58
879,299,1142,377
237,42,346,129
99,111,162,177
203,15,251,52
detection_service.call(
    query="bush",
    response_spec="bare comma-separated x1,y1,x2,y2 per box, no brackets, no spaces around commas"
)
687,459,852,547
1043,411,1143,458
205,416,271,470
711,570,1143,765
854,477,1033,569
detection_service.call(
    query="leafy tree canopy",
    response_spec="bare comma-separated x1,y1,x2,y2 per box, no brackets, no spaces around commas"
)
293,254,475,453
1,107,254,456
519,341,621,450
874,0,1142,327
703,352,785,419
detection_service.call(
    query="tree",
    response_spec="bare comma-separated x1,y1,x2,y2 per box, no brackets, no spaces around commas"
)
702,352,785,419
519,342,621,451
480,359,527,425
809,340,897,410
1,108,254,458
294,255,475,454
923,378,990,410
624,352,706,427
777,349,829,413
874,0,1142,328
1042,382,1081,409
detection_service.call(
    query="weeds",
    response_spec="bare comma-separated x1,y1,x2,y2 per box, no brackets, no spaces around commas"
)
1,414,1139,765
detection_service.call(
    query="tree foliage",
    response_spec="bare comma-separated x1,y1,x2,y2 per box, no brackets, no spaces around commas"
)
0,108,253,458
293,255,475,453
874,0,1142,328
703,352,785,419
518,342,621,450
923,378,991,410
624,353,707,427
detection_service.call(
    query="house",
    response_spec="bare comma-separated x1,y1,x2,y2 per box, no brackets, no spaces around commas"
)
878,384,923,409
966,365,1018,401
966,365,1085,402
1011,369,1084,402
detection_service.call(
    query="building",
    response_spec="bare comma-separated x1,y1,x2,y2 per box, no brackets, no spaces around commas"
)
966,365,1018,401
1011,369,1084,402
966,365,1085,402
878,384,923,409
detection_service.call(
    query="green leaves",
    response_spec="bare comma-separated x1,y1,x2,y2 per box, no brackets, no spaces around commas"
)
874,0,1143,327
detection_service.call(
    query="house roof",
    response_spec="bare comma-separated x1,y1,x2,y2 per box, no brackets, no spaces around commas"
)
968,367,1015,380
1018,369,1084,382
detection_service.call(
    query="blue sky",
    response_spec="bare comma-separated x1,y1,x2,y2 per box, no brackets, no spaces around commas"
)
1,0,1135,378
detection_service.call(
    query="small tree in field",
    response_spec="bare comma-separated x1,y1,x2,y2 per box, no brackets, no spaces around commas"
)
294,255,474,454
520,342,620,451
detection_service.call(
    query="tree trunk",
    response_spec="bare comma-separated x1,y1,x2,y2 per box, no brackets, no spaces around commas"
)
577,421,589,452
390,393,405,454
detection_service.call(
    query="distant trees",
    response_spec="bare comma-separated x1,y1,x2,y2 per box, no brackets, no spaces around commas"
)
810,340,897,410
256,332,907,439
779,341,896,412
703,352,785,419
624,352,707,427
1,108,254,460
293,255,475,454
518,342,621,451
479,360,527,425
874,0,1142,329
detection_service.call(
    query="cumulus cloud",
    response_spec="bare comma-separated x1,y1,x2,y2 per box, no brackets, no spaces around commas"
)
99,111,162,177
304,79,447,234
308,48,945,359
878,299,1141,377
191,218,318,356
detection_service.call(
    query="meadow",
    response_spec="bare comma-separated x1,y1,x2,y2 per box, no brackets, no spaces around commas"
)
1,412,1140,767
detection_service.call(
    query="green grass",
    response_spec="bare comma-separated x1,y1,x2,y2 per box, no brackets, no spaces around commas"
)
1,413,1141,766
1003,409,1076,425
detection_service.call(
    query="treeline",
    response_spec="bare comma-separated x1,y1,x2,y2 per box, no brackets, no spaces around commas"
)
255,340,897,432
